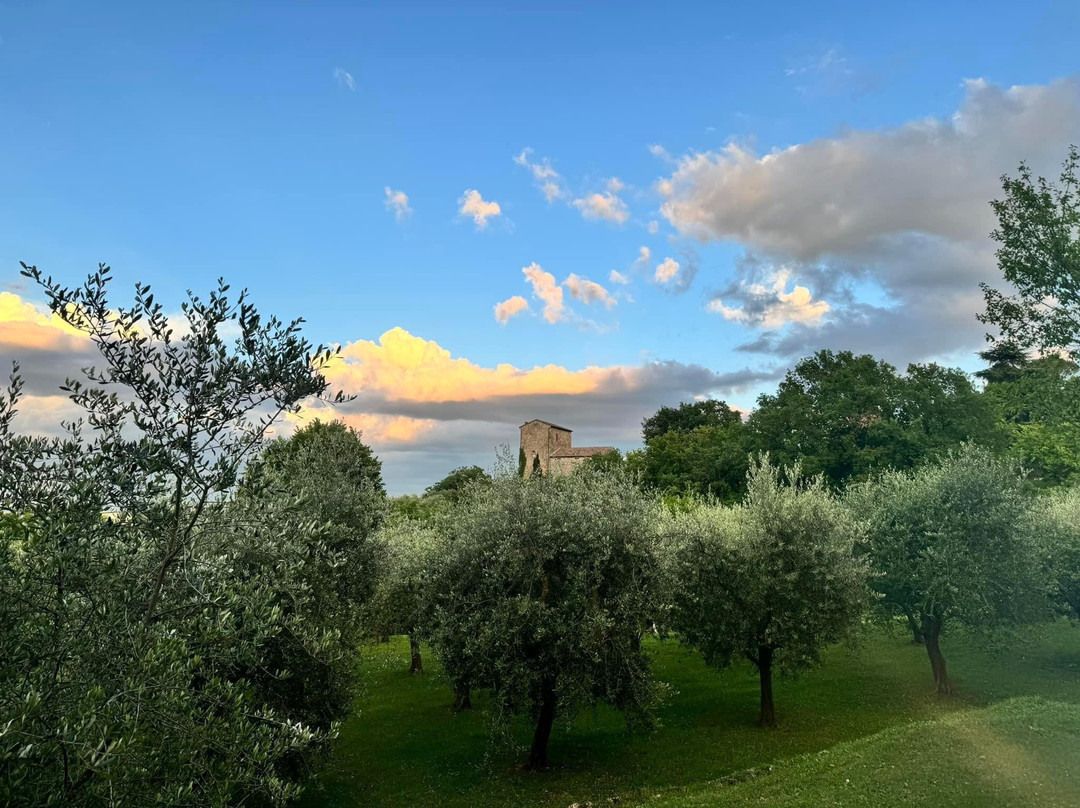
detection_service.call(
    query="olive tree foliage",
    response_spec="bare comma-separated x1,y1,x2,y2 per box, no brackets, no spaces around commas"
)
366,518,444,677
980,145,1080,358
426,470,660,769
0,264,349,807
662,459,871,728
850,447,1051,695
234,419,388,733
1025,487,1080,618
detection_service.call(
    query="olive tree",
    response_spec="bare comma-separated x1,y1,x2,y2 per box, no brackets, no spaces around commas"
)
235,419,387,732
663,459,871,727
426,470,659,769
852,447,1051,695
1027,487,1080,618
367,518,443,678
0,264,348,806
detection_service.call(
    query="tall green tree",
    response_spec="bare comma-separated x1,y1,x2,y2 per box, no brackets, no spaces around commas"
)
0,264,346,806
663,460,871,727
851,447,1051,694
640,424,748,502
642,399,742,444
983,355,1080,486
980,145,1080,358
747,351,996,488
426,471,659,768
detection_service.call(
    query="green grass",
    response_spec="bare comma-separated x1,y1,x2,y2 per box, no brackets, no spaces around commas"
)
646,698,1080,807
298,622,1080,808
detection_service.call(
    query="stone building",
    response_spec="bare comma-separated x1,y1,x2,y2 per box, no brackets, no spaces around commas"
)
519,419,615,477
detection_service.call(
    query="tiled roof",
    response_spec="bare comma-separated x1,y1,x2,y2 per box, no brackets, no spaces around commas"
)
550,446,616,458
520,419,572,432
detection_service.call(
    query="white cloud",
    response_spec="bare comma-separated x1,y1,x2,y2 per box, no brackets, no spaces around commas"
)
458,189,502,229
572,178,630,224
609,270,629,285
655,257,680,284
522,263,565,323
647,220,660,234
333,67,356,91
658,76,1080,362
707,268,830,328
564,274,617,309
383,187,412,221
494,295,529,324
648,144,671,160
514,147,567,202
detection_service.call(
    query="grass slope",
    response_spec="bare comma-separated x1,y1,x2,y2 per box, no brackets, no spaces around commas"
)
647,697,1080,808
299,622,1080,808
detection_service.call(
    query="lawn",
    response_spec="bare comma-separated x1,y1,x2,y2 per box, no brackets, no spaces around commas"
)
298,621,1080,808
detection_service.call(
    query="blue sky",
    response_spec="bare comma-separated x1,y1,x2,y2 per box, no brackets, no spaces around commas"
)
2,1,1079,491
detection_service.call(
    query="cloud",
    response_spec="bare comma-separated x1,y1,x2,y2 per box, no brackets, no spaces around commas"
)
707,268,830,328
383,187,412,222
514,148,567,202
572,178,630,224
655,257,680,284
609,270,629,285
647,220,660,234
494,295,529,324
522,263,565,323
564,274,617,309
657,76,1080,362
4,281,782,493
283,404,436,444
333,67,356,91
458,189,502,229
648,144,671,160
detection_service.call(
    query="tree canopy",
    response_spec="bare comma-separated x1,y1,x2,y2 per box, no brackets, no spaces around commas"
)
642,399,743,444
663,459,871,727
0,265,352,805
980,145,1080,358
425,470,659,768
850,447,1050,694
746,350,997,487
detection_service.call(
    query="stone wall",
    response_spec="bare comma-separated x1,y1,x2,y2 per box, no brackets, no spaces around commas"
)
519,421,571,476
548,455,588,476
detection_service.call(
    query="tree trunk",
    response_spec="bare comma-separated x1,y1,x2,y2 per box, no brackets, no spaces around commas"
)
453,680,472,712
921,616,953,695
408,635,423,675
757,645,778,728
905,609,924,645
525,678,557,770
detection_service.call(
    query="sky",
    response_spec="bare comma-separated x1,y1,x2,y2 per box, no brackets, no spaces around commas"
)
2,1,1079,492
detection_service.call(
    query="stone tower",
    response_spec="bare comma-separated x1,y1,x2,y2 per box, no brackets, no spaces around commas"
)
519,419,616,477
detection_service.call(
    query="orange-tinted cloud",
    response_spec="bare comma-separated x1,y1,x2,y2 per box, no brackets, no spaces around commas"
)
0,291,90,353
281,403,437,444
325,326,636,403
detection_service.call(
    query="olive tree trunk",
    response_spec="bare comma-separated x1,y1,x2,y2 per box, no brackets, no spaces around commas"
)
452,679,472,712
921,616,953,695
525,678,557,769
408,635,423,675
755,645,777,728
905,609,924,645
